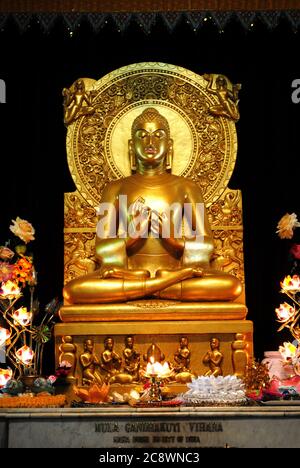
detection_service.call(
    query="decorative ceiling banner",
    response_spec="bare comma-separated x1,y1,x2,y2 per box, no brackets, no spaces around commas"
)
285,10,300,31
184,11,207,31
112,12,133,32
36,12,58,32
235,11,258,30
0,13,8,30
161,11,182,31
62,12,82,32
0,11,299,33
210,11,233,31
259,11,282,29
135,12,157,35
86,13,108,33
13,12,32,32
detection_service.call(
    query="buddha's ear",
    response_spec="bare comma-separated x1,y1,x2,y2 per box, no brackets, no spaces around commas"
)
128,139,137,171
166,138,173,171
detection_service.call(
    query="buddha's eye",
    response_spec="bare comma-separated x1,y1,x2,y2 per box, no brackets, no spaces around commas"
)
155,130,165,138
136,130,147,138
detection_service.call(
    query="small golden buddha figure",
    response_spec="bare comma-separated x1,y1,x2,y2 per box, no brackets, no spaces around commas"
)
100,337,122,378
123,335,140,381
79,339,102,386
173,336,195,383
174,336,190,373
203,337,223,377
63,107,242,304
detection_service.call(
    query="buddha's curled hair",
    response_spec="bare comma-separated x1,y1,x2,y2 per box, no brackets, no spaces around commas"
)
131,107,170,139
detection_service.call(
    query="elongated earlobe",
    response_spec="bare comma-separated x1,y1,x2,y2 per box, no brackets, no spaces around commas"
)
128,140,137,171
166,139,173,171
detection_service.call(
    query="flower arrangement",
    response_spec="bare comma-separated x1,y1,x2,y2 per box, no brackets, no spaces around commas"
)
275,213,300,376
276,212,300,274
0,217,60,386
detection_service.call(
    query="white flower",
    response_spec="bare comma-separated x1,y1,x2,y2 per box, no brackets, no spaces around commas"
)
276,213,300,240
9,217,35,244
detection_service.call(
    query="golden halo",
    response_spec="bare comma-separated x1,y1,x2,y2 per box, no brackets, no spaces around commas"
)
66,62,238,208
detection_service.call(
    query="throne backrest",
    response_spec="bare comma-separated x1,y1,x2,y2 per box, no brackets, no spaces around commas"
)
63,63,245,302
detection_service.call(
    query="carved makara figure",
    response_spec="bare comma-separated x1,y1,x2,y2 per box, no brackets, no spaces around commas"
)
63,107,242,304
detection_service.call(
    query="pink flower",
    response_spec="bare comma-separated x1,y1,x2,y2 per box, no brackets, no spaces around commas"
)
0,246,14,260
9,217,35,244
0,262,14,283
290,244,300,260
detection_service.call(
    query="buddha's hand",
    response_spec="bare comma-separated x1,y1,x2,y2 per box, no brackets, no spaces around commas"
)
100,266,150,280
184,267,204,278
127,197,151,245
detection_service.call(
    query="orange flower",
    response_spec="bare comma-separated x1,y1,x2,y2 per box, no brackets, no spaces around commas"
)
12,257,33,285
10,217,35,244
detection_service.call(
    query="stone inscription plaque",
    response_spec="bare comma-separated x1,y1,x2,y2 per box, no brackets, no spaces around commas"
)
6,415,300,448
95,420,224,448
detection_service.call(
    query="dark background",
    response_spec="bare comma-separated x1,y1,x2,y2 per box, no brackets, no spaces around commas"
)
0,15,299,373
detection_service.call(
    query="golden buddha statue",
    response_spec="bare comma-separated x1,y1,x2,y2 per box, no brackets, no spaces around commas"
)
63,108,242,304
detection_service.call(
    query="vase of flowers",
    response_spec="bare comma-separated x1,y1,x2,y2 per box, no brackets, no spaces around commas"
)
275,213,300,377
0,217,61,390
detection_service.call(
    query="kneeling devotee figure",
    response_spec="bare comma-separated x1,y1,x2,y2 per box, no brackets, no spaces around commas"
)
64,108,242,304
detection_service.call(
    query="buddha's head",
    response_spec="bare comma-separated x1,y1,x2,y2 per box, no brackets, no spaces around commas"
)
129,107,173,173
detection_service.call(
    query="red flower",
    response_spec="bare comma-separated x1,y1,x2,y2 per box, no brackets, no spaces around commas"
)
290,244,300,260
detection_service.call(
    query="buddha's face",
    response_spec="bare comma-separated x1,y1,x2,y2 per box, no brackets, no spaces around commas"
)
133,120,170,167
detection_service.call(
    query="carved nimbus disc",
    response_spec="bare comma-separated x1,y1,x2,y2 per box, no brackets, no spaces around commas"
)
66,62,238,208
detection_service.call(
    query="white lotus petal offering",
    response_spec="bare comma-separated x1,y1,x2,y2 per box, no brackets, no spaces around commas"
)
181,375,247,405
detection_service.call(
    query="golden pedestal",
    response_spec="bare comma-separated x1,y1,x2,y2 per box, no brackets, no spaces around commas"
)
56,63,254,394
54,301,253,392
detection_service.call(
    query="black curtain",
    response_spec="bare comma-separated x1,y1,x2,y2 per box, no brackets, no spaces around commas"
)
0,14,299,373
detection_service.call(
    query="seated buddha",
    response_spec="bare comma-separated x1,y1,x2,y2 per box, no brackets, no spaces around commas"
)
63,108,242,304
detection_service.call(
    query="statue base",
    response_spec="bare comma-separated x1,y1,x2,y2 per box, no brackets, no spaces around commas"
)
55,300,253,394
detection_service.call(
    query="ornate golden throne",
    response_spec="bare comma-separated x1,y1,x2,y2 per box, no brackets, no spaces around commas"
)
54,63,253,389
